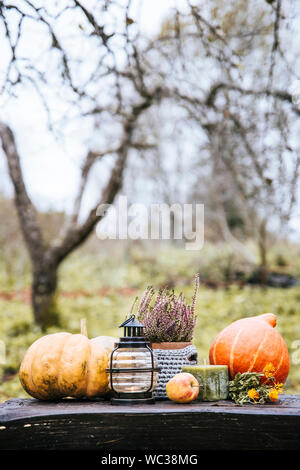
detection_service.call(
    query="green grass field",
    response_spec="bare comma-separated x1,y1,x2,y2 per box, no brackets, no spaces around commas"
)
0,242,300,401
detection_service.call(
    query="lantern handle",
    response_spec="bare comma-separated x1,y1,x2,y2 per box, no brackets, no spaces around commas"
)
129,296,139,315
119,314,135,328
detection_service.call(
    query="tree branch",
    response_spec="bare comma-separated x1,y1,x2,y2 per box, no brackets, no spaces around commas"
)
70,147,121,226
205,82,299,114
0,122,44,262
50,94,155,264
268,0,282,89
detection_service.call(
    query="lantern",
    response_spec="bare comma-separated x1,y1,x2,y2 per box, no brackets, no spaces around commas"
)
106,315,160,404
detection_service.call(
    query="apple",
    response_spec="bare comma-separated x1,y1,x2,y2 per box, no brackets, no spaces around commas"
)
166,372,199,403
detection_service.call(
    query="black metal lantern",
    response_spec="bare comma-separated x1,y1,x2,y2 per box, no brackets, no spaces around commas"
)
106,315,160,405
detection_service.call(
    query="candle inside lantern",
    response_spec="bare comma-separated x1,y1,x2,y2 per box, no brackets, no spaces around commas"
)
182,364,228,401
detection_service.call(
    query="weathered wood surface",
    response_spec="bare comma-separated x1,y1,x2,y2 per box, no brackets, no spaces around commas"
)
0,395,300,450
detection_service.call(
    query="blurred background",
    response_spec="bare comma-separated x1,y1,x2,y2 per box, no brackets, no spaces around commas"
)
0,0,300,400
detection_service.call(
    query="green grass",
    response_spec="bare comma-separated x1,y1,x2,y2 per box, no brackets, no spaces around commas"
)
1,242,300,401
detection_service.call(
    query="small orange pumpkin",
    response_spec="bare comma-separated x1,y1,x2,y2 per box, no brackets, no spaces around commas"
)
19,319,117,400
209,313,290,383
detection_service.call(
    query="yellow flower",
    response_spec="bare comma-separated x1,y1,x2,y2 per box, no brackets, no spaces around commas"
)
263,363,276,379
274,382,284,394
248,388,259,402
268,388,279,403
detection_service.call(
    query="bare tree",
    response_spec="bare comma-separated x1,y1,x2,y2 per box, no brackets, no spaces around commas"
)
136,0,300,275
194,0,300,275
0,0,159,327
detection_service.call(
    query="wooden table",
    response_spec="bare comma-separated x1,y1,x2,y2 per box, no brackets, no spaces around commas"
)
0,395,300,450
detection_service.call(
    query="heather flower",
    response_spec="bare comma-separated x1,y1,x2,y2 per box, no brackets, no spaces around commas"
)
136,274,199,343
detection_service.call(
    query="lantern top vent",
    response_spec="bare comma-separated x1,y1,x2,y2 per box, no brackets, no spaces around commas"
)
119,315,145,338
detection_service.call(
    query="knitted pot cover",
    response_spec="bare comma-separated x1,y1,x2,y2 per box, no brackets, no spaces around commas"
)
153,345,198,399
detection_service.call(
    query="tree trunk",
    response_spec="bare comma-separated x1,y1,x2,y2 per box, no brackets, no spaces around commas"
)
32,260,59,328
258,220,268,285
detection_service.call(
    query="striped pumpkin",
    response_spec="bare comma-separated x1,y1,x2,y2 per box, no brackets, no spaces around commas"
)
209,313,290,383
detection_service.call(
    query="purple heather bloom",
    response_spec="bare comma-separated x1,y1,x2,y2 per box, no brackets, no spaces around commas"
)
137,274,199,343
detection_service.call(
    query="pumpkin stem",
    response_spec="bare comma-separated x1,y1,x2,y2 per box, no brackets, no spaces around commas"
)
80,318,88,337
259,313,276,327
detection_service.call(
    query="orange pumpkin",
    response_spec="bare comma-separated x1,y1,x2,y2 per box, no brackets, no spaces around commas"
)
209,313,290,383
19,319,117,400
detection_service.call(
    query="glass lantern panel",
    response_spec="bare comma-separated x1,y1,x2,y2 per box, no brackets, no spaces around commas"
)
112,347,158,393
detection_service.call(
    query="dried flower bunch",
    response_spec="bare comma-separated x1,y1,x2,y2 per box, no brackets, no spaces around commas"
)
136,274,200,343
228,363,284,405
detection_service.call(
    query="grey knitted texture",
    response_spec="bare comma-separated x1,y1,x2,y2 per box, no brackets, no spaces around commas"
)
153,345,198,399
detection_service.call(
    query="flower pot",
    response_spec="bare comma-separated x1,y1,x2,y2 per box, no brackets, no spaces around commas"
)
150,342,198,399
